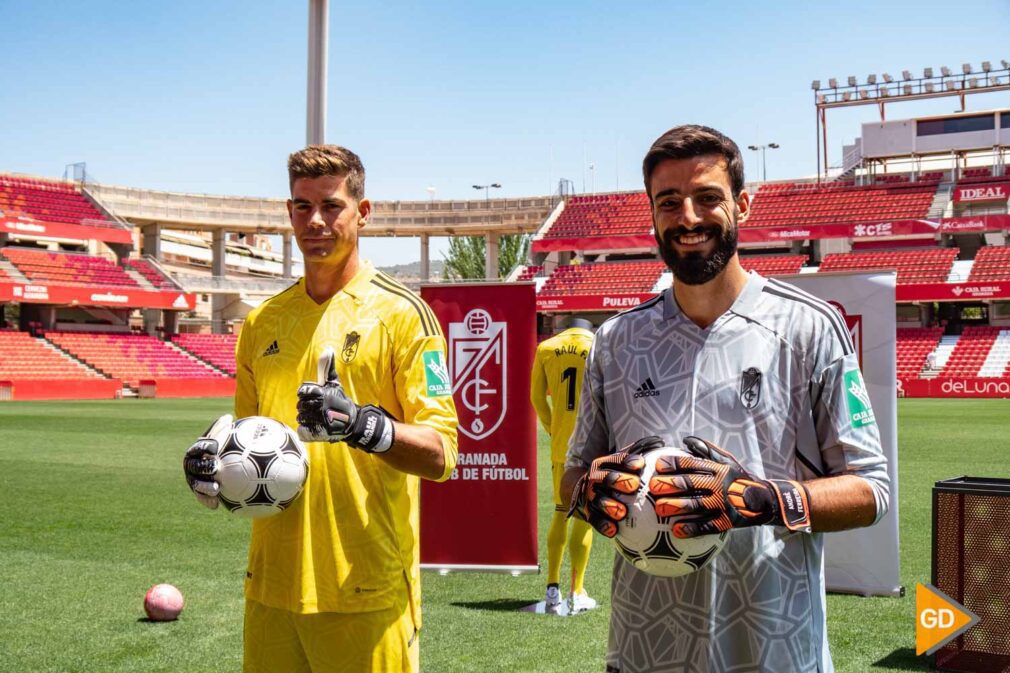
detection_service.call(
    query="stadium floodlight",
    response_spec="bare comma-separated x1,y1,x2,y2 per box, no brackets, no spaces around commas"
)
903,84,913,95
902,70,912,80
882,73,894,83
962,63,972,74
968,77,979,88
860,89,872,99
811,80,821,90
945,80,958,91
1002,60,1009,70
747,143,779,181
982,61,992,72
925,82,936,93
941,66,951,76
842,91,853,101
847,76,857,86
828,78,838,88
924,67,933,78
867,74,877,84
879,86,890,97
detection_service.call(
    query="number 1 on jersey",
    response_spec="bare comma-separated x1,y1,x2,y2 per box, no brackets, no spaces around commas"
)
562,366,577,410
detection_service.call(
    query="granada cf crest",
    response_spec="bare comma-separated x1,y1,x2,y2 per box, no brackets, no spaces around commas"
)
739,367,762,409
449,308,507,441
341,331,360,364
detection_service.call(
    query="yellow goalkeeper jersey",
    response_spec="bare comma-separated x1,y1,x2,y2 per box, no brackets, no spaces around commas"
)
234,261,458,623
530,327,593,463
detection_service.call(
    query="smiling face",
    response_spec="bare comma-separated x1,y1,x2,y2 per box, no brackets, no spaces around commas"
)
648,155,750,285
287,174,371,268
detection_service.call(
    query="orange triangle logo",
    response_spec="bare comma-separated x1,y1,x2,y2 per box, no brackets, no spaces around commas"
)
915,583,980,656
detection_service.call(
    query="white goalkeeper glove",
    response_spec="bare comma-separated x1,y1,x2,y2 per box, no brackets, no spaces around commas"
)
182,414,233,510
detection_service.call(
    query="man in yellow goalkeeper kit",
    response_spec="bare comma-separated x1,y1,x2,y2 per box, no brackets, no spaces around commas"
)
183,145,459,673
530,317,596,614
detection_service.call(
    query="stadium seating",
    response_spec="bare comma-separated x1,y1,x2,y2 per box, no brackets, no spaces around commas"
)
542,193,652,241
516,265,543,281
45,332,228,388
967,246,1010,282
957,166,1010,184
0,331,106,380
1,247,142,289
938,326,1002,378
124,258,179,290
173,333,237,375
0,175,117,228
896,327,944,379
538,260,665,296
739,255,807,276
746,179,939,229
817,248,957,285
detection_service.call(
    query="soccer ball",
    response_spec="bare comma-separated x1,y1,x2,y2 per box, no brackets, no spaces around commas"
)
216,416,309,518
612,445,728,577
144,583,184,621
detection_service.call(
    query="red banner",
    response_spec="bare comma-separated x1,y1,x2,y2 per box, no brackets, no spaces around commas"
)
896,281,1010,303
0,282,195,310
954,183,1010,203
1,217,133,245
536,292,657,313
419,282,538,572
899,377,1010,398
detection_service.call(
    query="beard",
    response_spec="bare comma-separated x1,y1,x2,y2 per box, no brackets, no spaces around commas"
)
655,219,738,286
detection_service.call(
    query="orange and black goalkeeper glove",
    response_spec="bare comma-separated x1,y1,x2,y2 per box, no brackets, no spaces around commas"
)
649,436,811,538
568,436,665,538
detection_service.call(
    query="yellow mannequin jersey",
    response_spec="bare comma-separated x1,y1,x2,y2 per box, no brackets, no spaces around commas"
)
234,261,458,624
530,327,594,462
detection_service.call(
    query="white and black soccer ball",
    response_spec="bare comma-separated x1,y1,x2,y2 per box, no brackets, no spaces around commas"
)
613,445,728,578
216,416,309,519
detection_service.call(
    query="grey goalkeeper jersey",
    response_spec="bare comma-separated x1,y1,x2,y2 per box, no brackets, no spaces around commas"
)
567,273,890,673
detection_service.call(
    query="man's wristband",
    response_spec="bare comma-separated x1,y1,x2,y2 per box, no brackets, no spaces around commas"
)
345,405,394,453
767,479,811,533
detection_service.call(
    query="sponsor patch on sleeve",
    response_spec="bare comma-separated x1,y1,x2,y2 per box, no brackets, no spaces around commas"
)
422,351,452,397
843,369,876,428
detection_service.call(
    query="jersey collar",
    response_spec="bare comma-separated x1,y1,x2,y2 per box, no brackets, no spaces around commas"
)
295,260,377,305
661,271,767,322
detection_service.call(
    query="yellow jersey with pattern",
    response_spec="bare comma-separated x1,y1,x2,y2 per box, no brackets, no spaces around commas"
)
234,261,458,623
529,327,593,463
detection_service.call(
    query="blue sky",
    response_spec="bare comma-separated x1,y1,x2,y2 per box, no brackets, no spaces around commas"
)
1,0,1008,267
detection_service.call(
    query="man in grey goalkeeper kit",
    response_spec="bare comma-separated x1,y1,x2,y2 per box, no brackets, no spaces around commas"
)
562,125,890,673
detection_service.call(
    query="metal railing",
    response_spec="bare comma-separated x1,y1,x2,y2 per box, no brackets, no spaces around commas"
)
170,272,295,294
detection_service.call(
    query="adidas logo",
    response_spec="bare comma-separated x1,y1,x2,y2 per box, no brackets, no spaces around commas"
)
262,340,280,357
633,377,660,399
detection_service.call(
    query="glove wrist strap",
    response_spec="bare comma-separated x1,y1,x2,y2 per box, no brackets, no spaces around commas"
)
345,405,394,454
767,479,811,533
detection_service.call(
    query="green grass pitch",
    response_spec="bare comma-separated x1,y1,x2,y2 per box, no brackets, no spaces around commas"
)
0,398,1007,672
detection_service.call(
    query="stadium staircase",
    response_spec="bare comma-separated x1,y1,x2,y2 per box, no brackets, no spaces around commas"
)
897,327,944,379
979,330,1010,378
927,180,955,218
0,257,27,283
122,266,156,291
938,326,1002,378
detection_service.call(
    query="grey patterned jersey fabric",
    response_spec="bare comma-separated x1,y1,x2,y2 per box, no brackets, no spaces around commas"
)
566,272,890,673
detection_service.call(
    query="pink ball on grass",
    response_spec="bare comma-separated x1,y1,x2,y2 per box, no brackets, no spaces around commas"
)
144,583,184,621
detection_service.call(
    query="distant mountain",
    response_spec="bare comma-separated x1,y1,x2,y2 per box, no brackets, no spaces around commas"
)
376,259,444,283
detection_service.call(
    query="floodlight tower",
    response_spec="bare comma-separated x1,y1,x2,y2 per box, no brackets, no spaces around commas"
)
307,0,329,145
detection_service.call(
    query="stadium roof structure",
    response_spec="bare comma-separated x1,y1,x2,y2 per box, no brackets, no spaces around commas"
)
84,181,553,237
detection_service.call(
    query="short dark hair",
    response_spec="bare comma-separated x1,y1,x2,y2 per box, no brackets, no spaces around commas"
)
287,145,365,200
642,125,744,199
